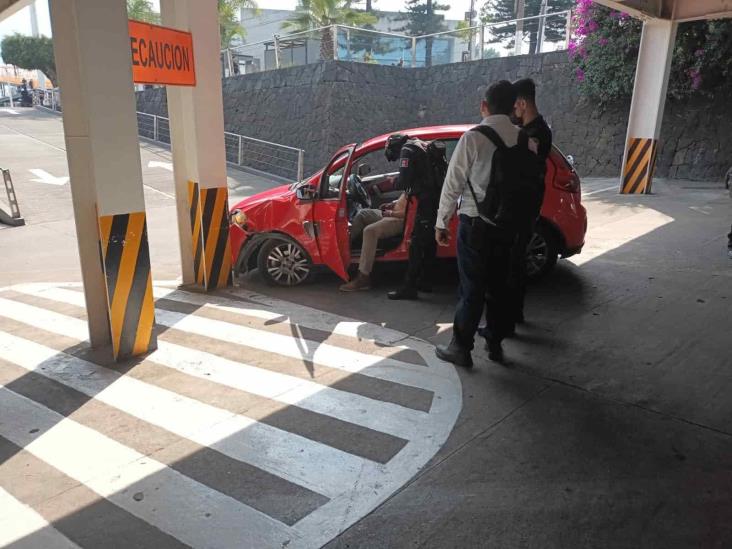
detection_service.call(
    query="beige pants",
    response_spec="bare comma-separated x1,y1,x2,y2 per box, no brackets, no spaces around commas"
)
358,216,403,275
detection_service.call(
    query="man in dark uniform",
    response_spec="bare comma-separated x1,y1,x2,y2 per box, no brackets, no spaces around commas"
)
509,78,553,326
383,134,440,300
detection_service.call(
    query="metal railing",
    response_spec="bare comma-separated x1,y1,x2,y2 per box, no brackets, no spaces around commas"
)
222,9,573,75
136,111,305,182
32,88,62,112
28,91,304,181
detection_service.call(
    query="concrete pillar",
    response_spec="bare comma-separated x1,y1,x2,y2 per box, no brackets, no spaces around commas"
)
620,18,678,194
161,0,232,291
49,0,156,360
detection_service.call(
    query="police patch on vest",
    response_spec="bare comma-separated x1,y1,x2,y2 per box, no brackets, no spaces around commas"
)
401,158,409,168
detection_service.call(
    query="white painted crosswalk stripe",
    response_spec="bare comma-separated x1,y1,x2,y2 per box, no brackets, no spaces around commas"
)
0,282,462,549
155,307,443,391
0,387,296,548
0,330,373,499
15,284,446,391
151,340,429,440
0,288,428,438
0,488,81,549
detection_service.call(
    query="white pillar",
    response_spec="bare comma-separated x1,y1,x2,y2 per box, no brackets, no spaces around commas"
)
620,18,678,194
49,0,156,360
161,0,232,290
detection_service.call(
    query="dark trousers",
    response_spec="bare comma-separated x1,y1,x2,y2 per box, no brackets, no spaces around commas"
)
405,210,438,287
508,224,534,322
452,215,513,351
728,224,732,249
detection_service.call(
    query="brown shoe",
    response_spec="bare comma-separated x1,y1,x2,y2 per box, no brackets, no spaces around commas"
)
339,272,371,292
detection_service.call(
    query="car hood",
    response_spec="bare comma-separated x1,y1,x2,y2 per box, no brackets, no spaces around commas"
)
230,183,293,213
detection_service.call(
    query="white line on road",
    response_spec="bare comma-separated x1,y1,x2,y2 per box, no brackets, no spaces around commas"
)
29,169,69,186
0,108,19,115
0,488,81,549
147,160,173,171
0,386,295,549
583,185,618,197
0,301,379,497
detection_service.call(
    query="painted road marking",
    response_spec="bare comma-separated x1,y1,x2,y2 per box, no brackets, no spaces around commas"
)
0,282,462,549
147,160,173,171
0,328,375,499
0,108,19,115
0,387,295,549
0,487,81,549
28,168,69,186
583,185,617,197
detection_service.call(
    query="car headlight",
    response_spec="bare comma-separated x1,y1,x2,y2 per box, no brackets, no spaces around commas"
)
230,209,248,227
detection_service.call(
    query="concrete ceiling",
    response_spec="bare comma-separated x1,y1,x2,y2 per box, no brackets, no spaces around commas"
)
594,0,732,21
0,0,33,23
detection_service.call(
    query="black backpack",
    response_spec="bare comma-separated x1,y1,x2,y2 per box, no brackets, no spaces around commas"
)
426,140,448,192
466,126,543,236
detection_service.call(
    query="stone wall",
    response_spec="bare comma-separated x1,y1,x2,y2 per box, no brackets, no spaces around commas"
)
136,53,732,181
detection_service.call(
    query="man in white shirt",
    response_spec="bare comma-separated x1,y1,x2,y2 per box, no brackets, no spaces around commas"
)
434,80,520,366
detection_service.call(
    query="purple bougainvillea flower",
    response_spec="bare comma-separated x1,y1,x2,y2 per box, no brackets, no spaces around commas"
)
598,37,609,46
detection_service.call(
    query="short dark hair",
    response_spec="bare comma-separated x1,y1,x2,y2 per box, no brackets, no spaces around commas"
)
513,78,536,102
484,80,517,116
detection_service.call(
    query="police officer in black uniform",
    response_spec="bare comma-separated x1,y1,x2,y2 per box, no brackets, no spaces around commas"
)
383,134,440,300
510,78,553,325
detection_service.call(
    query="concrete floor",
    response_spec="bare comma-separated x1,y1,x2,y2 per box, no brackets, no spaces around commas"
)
1,107,731,548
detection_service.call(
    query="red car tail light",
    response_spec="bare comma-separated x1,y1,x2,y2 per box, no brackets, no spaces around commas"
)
553,171,581,194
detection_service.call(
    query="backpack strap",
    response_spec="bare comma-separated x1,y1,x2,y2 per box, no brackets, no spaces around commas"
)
470,125,507,150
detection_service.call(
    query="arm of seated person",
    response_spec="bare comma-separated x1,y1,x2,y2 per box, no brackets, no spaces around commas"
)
386,193,408,219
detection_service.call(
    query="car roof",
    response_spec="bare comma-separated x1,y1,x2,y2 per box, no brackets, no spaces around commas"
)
357,124,474,152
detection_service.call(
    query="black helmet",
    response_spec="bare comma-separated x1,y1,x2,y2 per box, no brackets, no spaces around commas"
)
385,134,409,162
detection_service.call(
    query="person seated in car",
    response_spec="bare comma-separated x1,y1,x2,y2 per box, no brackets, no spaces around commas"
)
340,193,408,292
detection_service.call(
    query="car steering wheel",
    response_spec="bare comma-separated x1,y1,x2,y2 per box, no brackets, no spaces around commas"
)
348,174,372,209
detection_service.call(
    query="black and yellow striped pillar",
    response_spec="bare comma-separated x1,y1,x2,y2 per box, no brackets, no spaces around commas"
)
98,211,157,360
188,181,232,290
622,137,658,194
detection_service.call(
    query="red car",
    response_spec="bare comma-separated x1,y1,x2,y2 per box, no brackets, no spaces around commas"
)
229,124,587,287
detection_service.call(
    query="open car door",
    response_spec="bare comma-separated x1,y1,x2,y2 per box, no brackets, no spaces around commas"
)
312,145,356,281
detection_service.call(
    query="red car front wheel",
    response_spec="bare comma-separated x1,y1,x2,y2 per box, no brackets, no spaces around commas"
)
257,239,312,286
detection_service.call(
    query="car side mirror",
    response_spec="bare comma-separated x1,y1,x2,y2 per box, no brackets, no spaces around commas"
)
566,155,575,167
357,163,372,177
296,186,316,201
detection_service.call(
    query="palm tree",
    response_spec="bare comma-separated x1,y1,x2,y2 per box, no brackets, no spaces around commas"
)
127,0,160,24
283,0,377,61
219,0,259,49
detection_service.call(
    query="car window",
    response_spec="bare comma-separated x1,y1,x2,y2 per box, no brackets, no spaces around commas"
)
320,151,350,199
354,138,460,179
352,147,395,179
444,139,458,162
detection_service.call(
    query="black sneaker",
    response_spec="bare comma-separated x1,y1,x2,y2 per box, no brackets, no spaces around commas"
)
417,281,433,293
387,287,419,300
485,340,505,364
435,342,473,368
